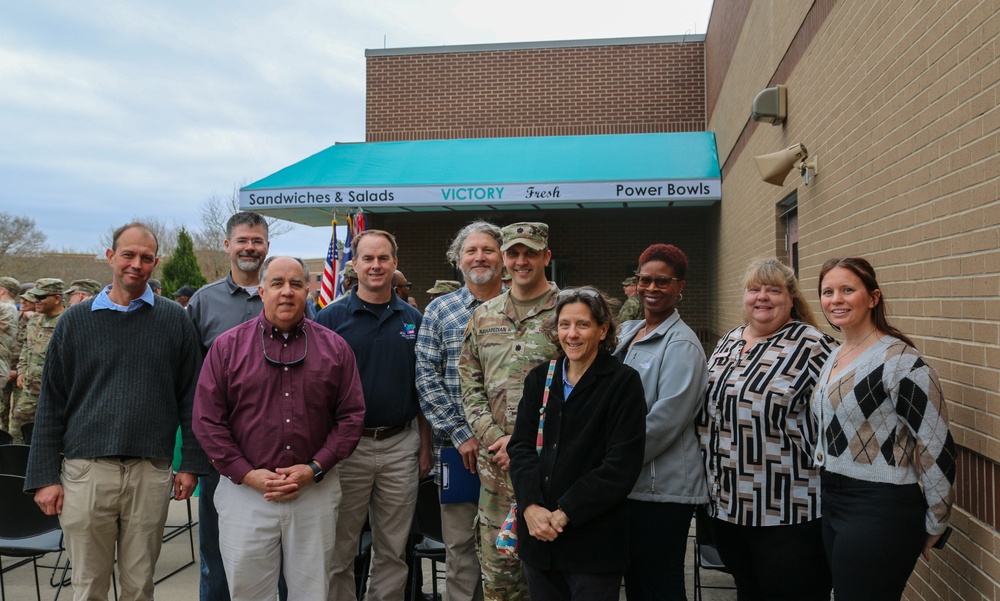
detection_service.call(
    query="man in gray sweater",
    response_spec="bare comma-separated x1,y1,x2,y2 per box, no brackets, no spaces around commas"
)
25,222,208,601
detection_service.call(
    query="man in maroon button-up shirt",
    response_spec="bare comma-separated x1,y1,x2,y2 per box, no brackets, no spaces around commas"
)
193,256,366,600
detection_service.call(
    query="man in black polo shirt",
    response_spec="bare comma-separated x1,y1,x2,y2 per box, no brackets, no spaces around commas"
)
316,229,433,601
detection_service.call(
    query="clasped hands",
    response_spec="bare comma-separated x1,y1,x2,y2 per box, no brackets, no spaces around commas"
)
523,504,569,542
241,464,315,502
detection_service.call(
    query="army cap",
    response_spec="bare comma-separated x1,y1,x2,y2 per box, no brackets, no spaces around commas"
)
500,222,549,252
29,278,66,297
426,280,462,294
0,277,20,297
19,290,36,303
622,276,637,286
66,279,103,296
172,285,196,298
339,260,357,279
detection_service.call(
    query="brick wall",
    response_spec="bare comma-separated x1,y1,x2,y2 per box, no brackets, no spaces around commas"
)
366,38,706,141
709,0,1000,598
367,207,715,342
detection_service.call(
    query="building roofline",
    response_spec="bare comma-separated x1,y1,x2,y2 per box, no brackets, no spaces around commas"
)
365,34,705,57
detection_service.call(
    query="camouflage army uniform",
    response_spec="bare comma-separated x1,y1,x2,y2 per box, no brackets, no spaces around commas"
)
0,294,18,431
459,283,560,601
617,293,643,323
13,311,61,442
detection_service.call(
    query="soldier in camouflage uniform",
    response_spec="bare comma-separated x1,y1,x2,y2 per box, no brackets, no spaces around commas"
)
460,222,560,601
617,275,643,323
7,290,35,434
14,279,66,442
65,278,103,306
0,277,20,433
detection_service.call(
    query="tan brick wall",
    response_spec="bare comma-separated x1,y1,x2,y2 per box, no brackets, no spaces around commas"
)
709,1,1000,598
367,39,706,141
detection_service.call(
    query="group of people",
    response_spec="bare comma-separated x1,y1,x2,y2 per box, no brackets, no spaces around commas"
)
9,210,955,601
0,276,103,445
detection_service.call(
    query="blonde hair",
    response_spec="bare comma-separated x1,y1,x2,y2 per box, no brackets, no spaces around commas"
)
741,258,819,328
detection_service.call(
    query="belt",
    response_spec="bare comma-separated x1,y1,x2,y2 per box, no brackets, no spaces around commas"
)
361,425,407,440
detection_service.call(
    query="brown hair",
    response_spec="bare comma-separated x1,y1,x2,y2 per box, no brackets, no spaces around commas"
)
818,257,915,347
542,286,619,355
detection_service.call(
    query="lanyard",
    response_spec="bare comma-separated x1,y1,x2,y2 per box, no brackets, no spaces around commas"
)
536,360,558,455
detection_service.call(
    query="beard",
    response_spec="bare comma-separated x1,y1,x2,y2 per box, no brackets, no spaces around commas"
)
462,263,499,286
236,253,262,272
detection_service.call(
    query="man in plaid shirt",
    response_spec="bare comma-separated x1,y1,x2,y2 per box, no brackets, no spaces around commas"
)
416,221,505,601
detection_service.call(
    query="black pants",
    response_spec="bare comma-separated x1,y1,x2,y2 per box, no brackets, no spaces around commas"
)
710,517,831,601
822,472,927,601
523,564,622,601
624,500,695,601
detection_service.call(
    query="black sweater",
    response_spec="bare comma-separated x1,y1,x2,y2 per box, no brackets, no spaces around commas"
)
25,298,209,490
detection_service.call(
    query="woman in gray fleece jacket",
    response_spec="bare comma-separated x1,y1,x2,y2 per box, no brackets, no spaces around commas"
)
613,243,708,601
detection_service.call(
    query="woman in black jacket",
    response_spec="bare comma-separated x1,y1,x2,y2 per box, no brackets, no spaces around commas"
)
508,287,646,601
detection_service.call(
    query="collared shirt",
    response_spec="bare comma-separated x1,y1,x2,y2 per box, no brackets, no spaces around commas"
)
416,285,504,485
91,284,155,312
193,312,366,484
700,321,836,527
187,271,263,355
315,289,422,428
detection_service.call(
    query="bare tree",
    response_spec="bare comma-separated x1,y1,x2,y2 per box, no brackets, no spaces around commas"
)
0,213,47,272
195,181,292,251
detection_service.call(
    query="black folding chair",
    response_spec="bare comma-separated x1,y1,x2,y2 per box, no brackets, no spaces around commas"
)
409,477,445,601
0,474,69,601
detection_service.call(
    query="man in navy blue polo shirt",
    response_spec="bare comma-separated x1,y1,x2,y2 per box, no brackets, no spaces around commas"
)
316,229,433,601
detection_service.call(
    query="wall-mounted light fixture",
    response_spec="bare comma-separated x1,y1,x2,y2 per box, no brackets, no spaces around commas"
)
752,85,787,125
754,143,819,186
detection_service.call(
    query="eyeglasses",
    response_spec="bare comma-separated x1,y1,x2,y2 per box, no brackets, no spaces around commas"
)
557,288,601,300
33,294,53,300
636,275,681,288
395,283,412,289
260,325,308,368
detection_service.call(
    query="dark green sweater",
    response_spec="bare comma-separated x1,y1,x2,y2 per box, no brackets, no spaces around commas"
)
25,298,209,490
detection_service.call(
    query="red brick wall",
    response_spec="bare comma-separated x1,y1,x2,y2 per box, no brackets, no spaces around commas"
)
367,39,706,141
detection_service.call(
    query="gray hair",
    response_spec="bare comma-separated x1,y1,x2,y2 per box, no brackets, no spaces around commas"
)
226,211,269,240
446,221,503,266
259,256,309,284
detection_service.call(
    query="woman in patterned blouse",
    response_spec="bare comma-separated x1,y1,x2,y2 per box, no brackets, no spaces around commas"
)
813,257,956,601
700,258,835,600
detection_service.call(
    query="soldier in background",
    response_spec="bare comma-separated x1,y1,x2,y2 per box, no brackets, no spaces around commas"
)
65,279,103,306
425,279,462,302
338,260,357,298
394,270,420,310
459,222,560,601
617,275,643,323
14,279,66,442
0,277,20,433
148,278,163,295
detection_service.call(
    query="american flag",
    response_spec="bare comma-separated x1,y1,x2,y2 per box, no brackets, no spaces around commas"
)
317,219,338,309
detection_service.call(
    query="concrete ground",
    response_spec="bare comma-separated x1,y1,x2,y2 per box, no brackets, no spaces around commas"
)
2,498,737,600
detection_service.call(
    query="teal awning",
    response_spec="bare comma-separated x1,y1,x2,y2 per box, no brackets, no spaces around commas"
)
240,132,721,226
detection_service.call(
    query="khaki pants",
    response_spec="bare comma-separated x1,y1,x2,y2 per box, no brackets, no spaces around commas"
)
330,426,420,601
60,457,173,601
216,468,342,600
440,496,484,601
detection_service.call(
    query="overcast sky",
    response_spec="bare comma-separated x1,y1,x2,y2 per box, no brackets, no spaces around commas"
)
1,1,713,260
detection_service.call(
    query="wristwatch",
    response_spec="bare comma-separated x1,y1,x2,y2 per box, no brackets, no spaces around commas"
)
308,460,324,483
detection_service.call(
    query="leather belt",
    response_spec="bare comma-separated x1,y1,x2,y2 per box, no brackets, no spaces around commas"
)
361,425,407,440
